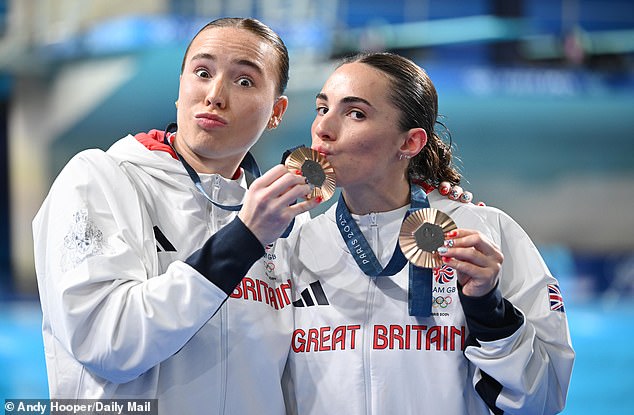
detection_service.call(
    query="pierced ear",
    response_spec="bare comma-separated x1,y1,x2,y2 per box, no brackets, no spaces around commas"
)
272,95,288,122
400,128,427,158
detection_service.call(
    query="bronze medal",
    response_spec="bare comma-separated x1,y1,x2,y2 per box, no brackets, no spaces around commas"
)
284,147,336,201
398,208,457,268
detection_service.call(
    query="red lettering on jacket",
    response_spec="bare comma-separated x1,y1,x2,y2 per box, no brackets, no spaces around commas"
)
292,325,361,353
231,277,293,310
294,324,464,353
374,325,427,350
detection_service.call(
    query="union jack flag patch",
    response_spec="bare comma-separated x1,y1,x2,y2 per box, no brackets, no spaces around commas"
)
547,284,565,312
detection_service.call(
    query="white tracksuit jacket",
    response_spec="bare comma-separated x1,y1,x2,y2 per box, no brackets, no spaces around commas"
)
280,192,575,415
33,131,302,414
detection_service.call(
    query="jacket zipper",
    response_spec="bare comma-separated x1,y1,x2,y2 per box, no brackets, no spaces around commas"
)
219,305,228,414
363,212,379,415
210,175,228,414
363,275,377,415
212,175,223,231
369,212,378,255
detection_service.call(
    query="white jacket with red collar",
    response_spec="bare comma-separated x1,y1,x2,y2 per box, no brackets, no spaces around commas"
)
33,131,304,414
280,191,574,415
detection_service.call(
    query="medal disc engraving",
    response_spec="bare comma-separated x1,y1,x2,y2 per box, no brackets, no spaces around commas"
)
301,159,326,187
284,147,336,201
399,208,457,268
414,222,445,252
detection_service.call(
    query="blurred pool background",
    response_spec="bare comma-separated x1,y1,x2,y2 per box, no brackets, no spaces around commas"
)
1,1,633,413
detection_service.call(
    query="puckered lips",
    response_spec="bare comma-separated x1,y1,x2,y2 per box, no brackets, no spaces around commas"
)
312,145,332,158
196,112,228,130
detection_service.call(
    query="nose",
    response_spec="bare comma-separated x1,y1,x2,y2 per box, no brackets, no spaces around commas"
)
312,112,336,142
205,77,227,109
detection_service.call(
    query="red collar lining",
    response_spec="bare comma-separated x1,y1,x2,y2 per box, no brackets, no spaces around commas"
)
134,130,242,180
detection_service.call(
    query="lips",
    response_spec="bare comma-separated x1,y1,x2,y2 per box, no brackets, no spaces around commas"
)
312,145,331,157
195,113,228,129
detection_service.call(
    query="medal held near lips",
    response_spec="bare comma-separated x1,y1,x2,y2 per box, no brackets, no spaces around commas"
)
399,208,457,268
284,147,336,202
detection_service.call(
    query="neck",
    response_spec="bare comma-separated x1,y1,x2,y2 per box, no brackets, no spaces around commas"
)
173,137,241,178
342,179,410,215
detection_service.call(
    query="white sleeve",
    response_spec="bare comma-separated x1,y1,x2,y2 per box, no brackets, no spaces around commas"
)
462,211,575,415
33,150,227,384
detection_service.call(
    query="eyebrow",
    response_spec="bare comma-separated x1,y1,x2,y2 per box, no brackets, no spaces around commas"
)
316,92,373,108
189,53,264,75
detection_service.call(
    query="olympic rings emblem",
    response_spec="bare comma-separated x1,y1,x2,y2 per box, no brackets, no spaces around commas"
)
432,295,453,308
265,261,275,273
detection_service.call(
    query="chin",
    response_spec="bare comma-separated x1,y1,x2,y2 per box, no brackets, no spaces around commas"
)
335,176,356,191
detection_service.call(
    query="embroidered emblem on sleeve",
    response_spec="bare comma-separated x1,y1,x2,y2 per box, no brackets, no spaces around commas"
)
547,283,565,312
61,209,107,272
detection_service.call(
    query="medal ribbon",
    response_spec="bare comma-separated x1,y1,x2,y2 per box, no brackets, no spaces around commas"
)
336,184,433,317
163,123,293,237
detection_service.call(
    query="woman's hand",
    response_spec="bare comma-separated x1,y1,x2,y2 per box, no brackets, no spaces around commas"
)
238,164,319,246
437,229,504,297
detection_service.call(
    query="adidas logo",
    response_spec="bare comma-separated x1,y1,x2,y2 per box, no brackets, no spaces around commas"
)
293,281,330,307
154,226,176,252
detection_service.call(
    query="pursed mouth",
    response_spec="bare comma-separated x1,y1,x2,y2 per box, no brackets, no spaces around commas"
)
196,113,228,125
312,146,331,157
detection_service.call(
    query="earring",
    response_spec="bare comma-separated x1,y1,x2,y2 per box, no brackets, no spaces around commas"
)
268,117,279,129
399,153,411,160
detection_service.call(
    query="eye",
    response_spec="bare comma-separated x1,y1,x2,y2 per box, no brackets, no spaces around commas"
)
237,77,254,87
316,106,328,116
348,110,366,120
195,68,211,78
